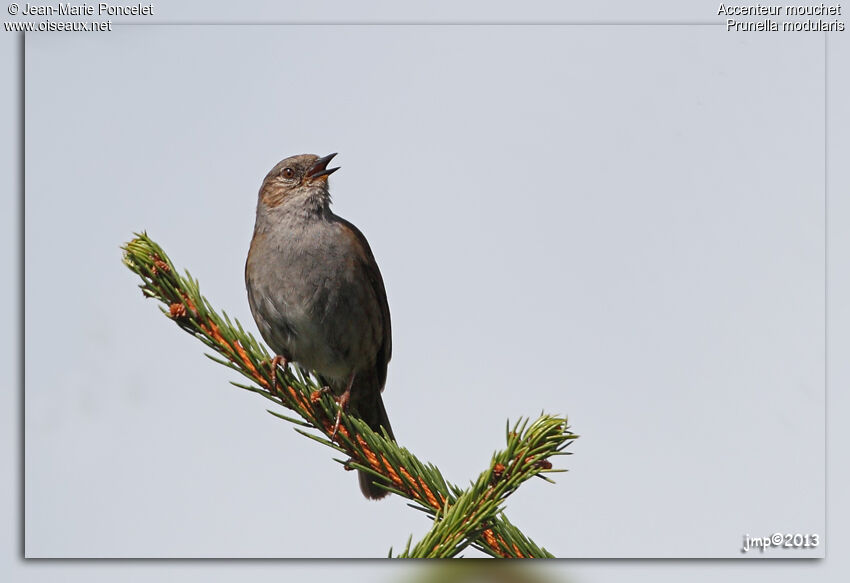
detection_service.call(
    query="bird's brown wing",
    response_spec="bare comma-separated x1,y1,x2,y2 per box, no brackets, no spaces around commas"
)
337,218,395,498
337,217,392,391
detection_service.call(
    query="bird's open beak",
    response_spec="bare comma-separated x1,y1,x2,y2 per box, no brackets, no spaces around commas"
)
305,153,340,181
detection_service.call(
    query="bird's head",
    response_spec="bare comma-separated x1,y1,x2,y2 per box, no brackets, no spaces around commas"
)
258,153,339,211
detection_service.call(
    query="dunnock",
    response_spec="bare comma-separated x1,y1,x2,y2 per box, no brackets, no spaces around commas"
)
245,153,394,500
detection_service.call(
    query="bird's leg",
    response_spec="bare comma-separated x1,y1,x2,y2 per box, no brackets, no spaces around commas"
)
331,371,356,441
269,355,287,395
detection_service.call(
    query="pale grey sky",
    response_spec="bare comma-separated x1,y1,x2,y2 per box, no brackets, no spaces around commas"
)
4,1,850,581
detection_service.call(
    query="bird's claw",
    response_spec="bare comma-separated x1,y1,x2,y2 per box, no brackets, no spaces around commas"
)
268,355,287,395
330,388,351,442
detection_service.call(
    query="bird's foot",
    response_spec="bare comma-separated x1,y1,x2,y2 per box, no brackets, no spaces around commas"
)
330,389,352,442
268,355,287,395
330,374,356,441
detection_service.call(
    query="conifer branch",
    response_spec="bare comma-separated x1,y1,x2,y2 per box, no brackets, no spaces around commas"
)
396,416,571,558
122,232,577,558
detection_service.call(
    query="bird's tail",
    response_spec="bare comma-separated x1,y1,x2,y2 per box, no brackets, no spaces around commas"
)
350,378,395,500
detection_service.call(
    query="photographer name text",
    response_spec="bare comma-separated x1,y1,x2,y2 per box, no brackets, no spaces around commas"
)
17,2,152,16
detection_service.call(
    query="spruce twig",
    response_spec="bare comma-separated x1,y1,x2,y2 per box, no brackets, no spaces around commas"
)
122,232,577,558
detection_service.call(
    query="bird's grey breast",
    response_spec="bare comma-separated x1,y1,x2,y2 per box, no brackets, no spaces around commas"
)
246,215,368,379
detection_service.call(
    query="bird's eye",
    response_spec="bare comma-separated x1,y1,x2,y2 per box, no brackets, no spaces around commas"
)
281,167,295,180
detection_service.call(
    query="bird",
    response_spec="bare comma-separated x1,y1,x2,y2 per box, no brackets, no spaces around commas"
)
245,153,394,500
